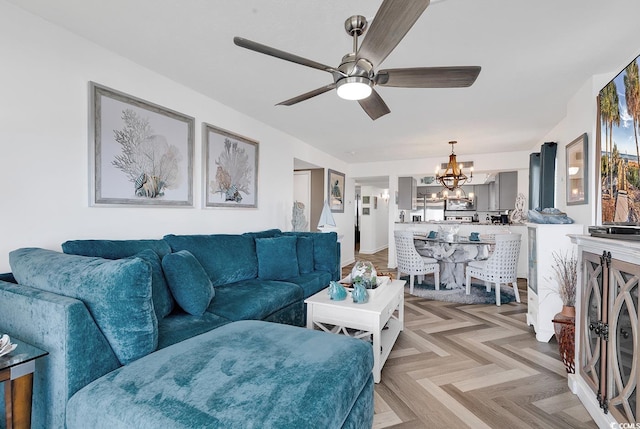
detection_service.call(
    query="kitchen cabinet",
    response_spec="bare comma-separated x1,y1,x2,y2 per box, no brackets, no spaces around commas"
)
398,177,417,210
498,171,517,210
526,223,583,342
489,171,518,210
571,235,640,427
474,184,490,211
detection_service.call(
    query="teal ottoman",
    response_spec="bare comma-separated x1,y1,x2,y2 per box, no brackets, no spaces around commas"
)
66,320,374,428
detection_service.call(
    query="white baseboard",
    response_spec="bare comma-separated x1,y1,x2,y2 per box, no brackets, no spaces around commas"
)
358,245,388,255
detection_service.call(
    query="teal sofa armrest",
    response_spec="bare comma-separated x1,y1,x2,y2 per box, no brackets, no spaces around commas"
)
0,280,120,429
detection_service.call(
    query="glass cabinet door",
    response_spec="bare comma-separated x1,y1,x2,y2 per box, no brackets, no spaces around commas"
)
608,259,640,423
580,252,604,396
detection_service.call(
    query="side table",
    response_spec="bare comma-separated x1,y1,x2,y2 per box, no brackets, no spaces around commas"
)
0,337,48,429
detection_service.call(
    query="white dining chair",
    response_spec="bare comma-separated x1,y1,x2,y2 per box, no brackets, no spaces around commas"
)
465,233,521,306
394,230,440,294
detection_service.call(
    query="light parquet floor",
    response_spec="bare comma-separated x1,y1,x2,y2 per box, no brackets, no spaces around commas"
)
346,248,596,429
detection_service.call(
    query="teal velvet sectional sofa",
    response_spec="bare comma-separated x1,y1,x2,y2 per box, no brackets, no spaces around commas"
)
0,230,374,429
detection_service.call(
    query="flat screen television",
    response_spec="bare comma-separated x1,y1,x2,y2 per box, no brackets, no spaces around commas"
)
598,52,640,225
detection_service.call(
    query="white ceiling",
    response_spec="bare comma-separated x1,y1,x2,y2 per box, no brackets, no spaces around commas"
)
8,0,640,163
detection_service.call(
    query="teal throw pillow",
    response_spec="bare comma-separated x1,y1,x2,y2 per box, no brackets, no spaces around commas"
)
162,250,215,316
296,236,314,274
256,236,299,280
9,248,157,365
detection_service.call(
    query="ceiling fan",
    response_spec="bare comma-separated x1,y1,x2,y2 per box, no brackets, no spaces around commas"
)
234,0,480,120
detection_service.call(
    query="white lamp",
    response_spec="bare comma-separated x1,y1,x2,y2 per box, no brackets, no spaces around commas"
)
336,77,372,100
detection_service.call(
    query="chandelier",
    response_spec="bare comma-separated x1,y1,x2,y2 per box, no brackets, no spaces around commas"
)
435,141,473,192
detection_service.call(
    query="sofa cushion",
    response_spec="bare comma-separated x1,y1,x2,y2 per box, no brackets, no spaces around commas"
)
164,234,258,286
284,231,339,279
66,320,374,429
255,235,299,280
62,239,175,319
162,250,215,316
157,310,230,349
9,248,157,365
207,279,302,321
285,272,331,298
296,236,314,274
127,249,174,320
311,232,339,273
242,228,282,240
62,239,172,259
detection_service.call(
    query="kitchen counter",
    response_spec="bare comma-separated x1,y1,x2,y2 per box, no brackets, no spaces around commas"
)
395,221,526,226
395,222,528,278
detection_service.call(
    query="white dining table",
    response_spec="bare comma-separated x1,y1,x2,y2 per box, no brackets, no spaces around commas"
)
413,235,493,289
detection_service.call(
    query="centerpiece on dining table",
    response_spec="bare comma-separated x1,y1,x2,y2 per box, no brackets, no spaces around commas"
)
438,225,459,242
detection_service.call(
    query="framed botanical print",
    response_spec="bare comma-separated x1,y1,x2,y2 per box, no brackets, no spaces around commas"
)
203,123,259,208
90,82,194,206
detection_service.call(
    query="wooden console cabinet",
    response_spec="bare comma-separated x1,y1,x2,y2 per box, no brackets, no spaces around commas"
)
571,235,640,426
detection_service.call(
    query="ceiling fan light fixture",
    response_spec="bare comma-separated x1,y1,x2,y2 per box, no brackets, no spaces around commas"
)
336,76,372,100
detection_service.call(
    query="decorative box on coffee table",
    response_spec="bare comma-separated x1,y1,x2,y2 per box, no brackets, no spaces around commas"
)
305,279,405,383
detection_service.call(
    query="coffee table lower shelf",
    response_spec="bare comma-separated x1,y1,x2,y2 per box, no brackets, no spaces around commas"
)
305,279,405,383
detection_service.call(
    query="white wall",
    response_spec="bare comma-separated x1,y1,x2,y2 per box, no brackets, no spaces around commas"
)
0,2,352,272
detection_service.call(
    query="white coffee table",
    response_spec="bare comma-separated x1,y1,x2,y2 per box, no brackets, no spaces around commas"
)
305,279,405,383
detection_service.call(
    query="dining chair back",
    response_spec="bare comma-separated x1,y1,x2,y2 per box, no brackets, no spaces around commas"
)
394,231,440,294
465,233,521,306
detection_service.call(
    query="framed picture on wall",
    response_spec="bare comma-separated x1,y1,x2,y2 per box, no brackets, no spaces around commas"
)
566,133,587,205
363,207,370,215
374,196,378,209
203,123,259,208
328,169,345,213
90,82,194,206
362,196,370,204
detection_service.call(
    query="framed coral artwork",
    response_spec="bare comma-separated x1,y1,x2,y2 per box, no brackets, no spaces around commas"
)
203,123,259,208
90,82,194,206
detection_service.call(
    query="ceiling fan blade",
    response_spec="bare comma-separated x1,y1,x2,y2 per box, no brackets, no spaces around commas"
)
376,66,481,88
358,89,390,120
356,0,430,68
234,37,342,75
276,84,336,106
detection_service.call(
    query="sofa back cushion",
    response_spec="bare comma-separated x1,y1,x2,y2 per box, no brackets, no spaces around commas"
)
9,248,158,365
161,250,215,316
163,234,258,286
284,232,339,279
255,236,299,280
61,239,172,259
295,236,314,274
242,229,282,240
61,239,174,320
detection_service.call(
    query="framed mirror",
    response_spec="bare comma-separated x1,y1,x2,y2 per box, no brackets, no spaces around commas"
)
566,133,588,205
